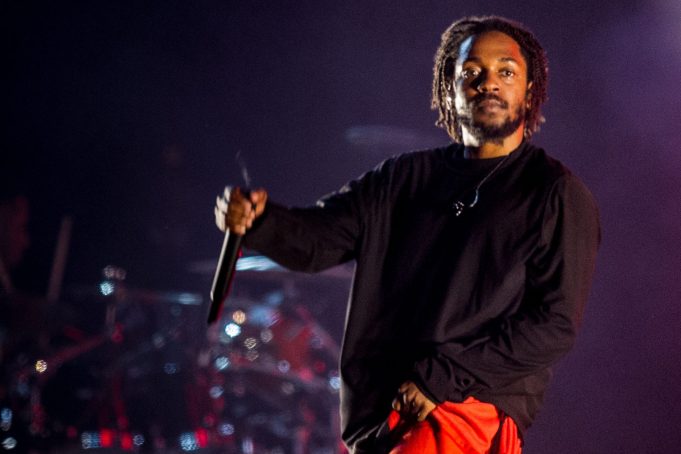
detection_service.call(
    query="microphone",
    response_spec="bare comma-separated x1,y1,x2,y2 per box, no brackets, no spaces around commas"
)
208,152,252,324
208,220,244,324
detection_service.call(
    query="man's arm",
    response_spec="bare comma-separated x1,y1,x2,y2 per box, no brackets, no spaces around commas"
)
214,159,393,273
215,186,357,271
411,174,601,403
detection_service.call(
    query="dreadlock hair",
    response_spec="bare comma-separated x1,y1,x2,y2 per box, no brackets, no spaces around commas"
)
431,16,548,143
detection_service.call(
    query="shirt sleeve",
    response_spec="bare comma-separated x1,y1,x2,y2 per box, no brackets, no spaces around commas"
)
242,158,394,272
412,173,601,403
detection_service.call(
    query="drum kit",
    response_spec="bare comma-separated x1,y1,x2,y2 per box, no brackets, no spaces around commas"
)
0,258,350,453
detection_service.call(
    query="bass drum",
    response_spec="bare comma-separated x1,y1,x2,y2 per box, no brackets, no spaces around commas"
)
37,284,209,452
39,351,105,437
0,290,84,452
203,296,342,453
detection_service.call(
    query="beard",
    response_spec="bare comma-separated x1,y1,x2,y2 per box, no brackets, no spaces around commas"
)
457,95,525,144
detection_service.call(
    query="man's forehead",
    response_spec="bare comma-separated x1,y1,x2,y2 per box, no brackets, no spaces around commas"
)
457,31,526,66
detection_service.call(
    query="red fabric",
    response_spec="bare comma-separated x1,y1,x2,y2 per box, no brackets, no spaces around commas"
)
386,397,522,454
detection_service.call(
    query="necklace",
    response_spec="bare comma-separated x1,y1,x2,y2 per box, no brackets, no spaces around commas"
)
452,152,512,217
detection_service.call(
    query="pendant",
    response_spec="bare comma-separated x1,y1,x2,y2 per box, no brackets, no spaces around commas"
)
452,200,465,217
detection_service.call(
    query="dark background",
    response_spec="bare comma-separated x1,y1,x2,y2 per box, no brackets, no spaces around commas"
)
3,0,681,452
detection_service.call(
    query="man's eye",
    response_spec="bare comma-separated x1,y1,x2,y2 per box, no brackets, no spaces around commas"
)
500,69,515,77
461,69,478,79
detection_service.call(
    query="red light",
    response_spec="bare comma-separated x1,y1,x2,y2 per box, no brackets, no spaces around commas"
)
120,433,133,451
111,324,124,343
66,426,78,439
117,415,130,430
99,429,114,448
195,428,208,448
313,360,327,373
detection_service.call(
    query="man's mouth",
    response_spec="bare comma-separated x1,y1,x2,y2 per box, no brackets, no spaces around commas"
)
473,95,507,111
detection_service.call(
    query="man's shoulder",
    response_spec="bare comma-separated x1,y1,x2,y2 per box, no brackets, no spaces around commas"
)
377,144,455,177
522,143,580,184
330,145,451,200
523,143,567,173
523,143,597,206
386,143,453,164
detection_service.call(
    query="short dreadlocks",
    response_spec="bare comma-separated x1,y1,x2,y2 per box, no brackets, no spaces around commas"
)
432,16,548,143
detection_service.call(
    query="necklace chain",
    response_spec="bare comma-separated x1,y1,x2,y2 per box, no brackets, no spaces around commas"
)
452,152,511,217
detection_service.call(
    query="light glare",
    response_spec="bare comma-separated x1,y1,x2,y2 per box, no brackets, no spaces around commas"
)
224,323,241,338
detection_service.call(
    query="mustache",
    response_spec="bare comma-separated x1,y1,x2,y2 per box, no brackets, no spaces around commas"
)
472,94,508,109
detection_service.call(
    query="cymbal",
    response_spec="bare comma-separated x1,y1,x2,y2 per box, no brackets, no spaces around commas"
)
187,255,354,283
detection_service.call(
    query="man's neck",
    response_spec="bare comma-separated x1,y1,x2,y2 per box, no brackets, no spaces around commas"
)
461,127,525,159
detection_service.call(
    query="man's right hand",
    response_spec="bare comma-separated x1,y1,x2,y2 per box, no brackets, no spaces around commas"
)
214,187,268,235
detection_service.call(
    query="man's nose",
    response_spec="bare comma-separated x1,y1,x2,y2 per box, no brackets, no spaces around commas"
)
476,71,500,92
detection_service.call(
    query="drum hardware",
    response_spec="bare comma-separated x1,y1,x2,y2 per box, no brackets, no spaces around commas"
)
3,261,346,452
200,291,343,453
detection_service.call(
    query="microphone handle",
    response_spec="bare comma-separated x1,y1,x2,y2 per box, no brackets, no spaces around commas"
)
208,229,243,324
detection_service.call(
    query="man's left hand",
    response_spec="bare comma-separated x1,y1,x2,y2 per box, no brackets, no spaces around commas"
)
392,381,437,422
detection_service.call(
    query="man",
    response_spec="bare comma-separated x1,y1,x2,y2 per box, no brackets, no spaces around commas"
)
215,16,600,453
0,191,33,354
0,193,30,293
0,189,45,451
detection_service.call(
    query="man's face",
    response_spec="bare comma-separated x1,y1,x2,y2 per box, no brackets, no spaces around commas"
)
452,31,531,143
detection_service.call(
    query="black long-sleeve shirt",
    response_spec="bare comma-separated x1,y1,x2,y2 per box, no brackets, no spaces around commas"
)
243,141,600,453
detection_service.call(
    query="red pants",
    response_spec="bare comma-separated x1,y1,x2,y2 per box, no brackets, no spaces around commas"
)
386,397,522,454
